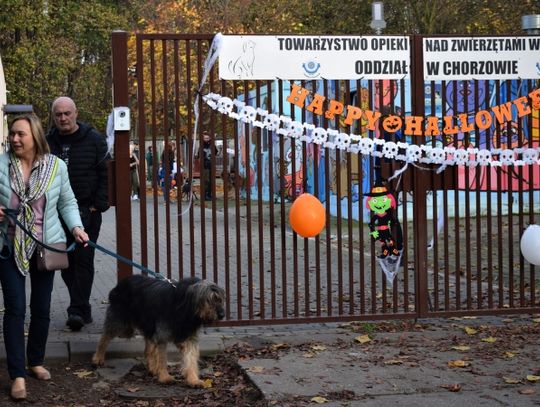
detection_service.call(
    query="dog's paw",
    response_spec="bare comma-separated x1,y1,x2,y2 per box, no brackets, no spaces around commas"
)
157,373,176,384
91,354,105,367
186,377,205,388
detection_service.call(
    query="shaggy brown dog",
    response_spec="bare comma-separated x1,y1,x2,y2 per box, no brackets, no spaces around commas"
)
91,275,225,386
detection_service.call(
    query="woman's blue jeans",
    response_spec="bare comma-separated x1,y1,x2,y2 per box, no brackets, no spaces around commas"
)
0,248,55,379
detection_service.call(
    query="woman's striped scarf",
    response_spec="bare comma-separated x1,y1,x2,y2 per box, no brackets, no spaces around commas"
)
9,153,58,275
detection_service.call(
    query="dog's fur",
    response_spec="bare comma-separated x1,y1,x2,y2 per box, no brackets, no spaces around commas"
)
92,275,225,386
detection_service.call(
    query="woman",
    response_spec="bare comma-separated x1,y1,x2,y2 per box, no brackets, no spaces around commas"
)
129,143,140,200
0,113,88,400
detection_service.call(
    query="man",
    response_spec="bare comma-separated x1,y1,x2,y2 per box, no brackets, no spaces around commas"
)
199,131,217,201
145,145,153,182
47,97,109,331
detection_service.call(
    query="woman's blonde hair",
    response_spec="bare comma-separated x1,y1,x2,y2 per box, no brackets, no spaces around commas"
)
9,113,50,157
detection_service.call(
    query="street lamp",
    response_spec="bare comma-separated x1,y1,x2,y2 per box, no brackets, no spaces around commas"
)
522,14,540,34
370,2,387,35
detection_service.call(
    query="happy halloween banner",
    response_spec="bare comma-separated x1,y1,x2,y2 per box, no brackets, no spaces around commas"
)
287,83,540,137
219,35,410,80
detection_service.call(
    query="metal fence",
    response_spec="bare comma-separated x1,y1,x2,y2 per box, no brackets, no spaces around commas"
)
110,32,540,326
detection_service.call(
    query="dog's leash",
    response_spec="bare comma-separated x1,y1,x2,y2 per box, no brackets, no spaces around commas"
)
4,208,75,253
4,208,175,285
85,240,176,285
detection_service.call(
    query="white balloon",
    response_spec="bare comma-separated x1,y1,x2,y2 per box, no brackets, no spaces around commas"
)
520,225,540,266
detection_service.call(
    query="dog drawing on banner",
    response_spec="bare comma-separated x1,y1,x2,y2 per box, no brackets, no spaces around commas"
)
227,40,256,78
92,275,225,386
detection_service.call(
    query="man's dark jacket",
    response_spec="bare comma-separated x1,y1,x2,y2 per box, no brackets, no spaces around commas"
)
47,122,110,213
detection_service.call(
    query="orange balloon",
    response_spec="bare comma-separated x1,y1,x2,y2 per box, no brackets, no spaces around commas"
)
289,193,326,238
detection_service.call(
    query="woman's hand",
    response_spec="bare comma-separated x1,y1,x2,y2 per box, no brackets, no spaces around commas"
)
72,226,89,246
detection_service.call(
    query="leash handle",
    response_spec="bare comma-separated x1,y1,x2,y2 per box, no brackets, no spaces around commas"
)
4,209,75,253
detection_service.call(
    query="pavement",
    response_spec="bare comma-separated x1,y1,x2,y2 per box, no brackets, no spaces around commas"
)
1,207,540,406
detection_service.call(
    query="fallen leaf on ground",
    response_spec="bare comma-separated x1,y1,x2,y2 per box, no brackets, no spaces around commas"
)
448,360,470,368
246,366,265,373
202,378,213,388
481,336,497,343
464,327,478,335
526,375,540,382
504,352,516,358
462,316,477,320
311,345,327,351
74,369,94,378
441,383,462,392
126,387,140,393
503,377,521,384
303,352,315,358
519,387,536,395
311,396,329,404
532,318,540,323
384,359,403,365
451,345,470,351
355,335,372,344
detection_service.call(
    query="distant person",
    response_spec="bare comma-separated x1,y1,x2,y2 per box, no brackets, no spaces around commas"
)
160,142,175,203
47,96,109,331
130,142,140,200
0,113,88,400
145,145,153,182
198,131,217,201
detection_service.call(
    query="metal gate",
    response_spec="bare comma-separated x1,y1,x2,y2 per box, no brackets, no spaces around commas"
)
110,32,540,326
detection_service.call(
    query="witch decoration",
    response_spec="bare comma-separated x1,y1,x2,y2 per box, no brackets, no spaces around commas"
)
366,182,403,282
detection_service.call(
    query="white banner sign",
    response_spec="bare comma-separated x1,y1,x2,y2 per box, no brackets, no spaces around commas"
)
219,35,410,80
423,36,540,80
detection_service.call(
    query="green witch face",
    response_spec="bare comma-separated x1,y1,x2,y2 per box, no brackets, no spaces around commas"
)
367,195,392,215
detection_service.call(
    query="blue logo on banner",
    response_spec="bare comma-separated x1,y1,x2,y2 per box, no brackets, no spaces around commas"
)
303,60,321,78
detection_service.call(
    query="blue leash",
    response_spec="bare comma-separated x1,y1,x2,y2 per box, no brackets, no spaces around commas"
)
4,208,172,283
86,240,173,283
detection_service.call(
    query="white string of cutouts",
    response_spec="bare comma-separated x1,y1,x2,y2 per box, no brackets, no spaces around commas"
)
179,33,223,216
203,92,540,171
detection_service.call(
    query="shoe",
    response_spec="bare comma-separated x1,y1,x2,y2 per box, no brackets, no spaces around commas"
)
131,194,139,201
10,378,26,400
66,314,85,331
29,366,51,381
83,315,93,324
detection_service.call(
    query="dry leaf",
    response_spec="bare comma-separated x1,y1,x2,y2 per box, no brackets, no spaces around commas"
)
127,387,140,393
272,343,290,350
504,352,516,358
526,375,540,382
303,352,316,358
355,334,372,344
441,383,462,392
384,359,403,365
448,360,470,368
462,316,477,320
503,377,521,384
311,345,327,351
481,336,497,343
202,379,213,389
532,318,540,323
74,370,94,378
451,345,471,351
246,366,265,373
311,396,329,404
464,327,478,335
519,387,536,395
